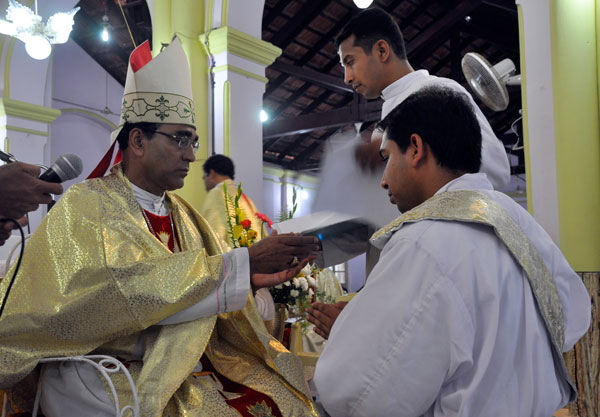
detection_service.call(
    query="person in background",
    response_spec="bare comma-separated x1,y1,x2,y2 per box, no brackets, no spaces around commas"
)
201,154,276,329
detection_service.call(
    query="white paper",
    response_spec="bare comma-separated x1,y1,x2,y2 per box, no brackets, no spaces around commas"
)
311,132,399,229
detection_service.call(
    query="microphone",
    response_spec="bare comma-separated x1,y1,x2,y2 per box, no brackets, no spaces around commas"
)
0,150,17,164
39,153,83,183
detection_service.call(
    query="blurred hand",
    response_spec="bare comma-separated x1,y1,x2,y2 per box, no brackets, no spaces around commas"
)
247,231,320,275
354,137,384,172
0,162,63,219
306,301,348,339
0,216,27,246
250,255,315,290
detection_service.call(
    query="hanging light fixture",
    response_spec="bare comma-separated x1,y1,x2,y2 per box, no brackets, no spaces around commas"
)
100,1,109,42
0,0,79,60
353,0,374,8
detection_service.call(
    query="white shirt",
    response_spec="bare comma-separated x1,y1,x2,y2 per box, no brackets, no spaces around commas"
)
314,173,590,417
381,70,511,190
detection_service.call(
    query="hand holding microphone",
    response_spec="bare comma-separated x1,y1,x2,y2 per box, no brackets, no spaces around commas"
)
0,153,82,219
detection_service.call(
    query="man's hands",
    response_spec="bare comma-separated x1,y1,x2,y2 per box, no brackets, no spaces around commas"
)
247,232,320,275
0,162,63,219
354,136,384,173
251,256,314,290
306,301,348,339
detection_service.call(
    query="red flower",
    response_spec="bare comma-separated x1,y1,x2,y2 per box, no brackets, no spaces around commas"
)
241,219,252,230
255,212,273,229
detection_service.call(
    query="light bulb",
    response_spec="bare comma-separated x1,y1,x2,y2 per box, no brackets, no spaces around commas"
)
25,35,51,60
101,27,109,42
260,109,268,123
353,0,374,8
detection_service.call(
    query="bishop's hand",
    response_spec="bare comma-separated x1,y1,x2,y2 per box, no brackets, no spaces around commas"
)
247,231,320,275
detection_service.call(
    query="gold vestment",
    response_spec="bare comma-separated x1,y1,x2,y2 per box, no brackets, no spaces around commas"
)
0,165,317,416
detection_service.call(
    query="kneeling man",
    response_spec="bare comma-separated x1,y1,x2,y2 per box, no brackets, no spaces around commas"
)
313,86,590,417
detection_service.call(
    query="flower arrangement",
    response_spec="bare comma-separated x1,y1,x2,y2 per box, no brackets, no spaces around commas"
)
223,183,272,247
270,255,336,331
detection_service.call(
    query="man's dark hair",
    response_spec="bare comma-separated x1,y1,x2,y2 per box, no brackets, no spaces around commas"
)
378,86,482,174
335,8,407,60
203,154,235,180
116,122,158,151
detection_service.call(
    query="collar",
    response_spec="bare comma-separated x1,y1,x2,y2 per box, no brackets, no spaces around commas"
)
370,173,492,249
380,69,430,101
130,182,168,215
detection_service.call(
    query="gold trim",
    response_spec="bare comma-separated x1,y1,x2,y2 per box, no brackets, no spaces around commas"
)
0,98,61,123
59,108,117,129
213,64,268,83
3,137,9,152
223,80,230,156
200,26,281,67
5,125,48,136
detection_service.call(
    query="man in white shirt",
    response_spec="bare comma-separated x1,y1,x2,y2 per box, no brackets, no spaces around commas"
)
313,86,590,417
338,7,510,189
308,6,512,340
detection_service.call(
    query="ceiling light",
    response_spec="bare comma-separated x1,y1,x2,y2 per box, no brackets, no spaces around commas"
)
25,34,51,60
0,0,79,60
101,13,109,42
260,109,268,123
353,0,374,8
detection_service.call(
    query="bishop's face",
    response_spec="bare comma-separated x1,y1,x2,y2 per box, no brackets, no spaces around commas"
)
138,123,197,194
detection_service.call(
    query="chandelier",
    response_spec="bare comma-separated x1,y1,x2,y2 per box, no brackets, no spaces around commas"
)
0,0,79,60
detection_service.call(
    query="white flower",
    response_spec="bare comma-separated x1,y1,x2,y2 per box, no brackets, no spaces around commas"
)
290,289,299,298
298,277,309,291
308,288,314,297
300,263,312,276
274,284,283,289
292,277,300,288
283,280,291,286
307,276,316,287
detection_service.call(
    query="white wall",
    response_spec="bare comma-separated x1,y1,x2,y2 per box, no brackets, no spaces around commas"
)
51,38,122,191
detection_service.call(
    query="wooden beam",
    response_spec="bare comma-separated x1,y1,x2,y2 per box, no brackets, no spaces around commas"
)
270,62,352,94
407,0,483,59
263,101,382,139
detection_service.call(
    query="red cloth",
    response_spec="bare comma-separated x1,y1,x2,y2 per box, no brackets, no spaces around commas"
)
142,210,180,252
129,40,152,73
198,355,283,417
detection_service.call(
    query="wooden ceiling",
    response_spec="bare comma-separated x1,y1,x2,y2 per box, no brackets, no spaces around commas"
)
71,0,522,173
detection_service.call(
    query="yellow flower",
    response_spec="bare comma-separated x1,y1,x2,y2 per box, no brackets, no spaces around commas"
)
239,236,247,246
233,224,243,239
236,208,246,222
247,229,257,240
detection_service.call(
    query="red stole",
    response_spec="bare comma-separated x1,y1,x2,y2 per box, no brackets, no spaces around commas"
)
142,210,180,252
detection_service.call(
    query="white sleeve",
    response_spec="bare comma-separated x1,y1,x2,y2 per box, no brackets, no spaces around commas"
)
157,248,250,325
313,237,474,417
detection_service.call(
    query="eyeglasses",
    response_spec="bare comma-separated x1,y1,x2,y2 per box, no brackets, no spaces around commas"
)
148,129,200,153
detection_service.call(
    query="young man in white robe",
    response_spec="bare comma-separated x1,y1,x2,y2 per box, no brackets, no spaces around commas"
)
312,86,591,417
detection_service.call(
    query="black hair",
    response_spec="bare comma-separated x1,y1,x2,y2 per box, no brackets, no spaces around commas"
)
335,8,407,60
116,122,158,151
378,86,482,174
203,154,235,180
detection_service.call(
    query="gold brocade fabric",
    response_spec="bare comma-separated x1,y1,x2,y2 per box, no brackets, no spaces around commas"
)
371,190,576,401
0,165,317,417
200,179,267,250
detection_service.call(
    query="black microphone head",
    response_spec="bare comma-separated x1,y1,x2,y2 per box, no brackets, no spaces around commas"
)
52,153,83,182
